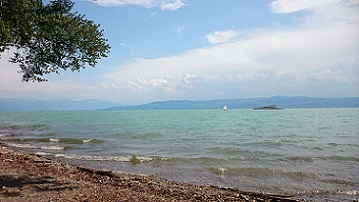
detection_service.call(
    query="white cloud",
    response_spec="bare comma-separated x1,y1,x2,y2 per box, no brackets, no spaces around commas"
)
183,74,199,84
149,78,168,87
160,0,185,11
91,0,186,10
270,0,339,13
270,0,359,14
103,1,359,101
128,77,169,90
0,55,119,101
205,30,240,44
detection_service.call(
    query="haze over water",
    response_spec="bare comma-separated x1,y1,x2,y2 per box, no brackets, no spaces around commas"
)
0,108,358,200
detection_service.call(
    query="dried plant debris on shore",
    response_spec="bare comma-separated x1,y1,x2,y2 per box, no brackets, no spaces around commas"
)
0,142,305,201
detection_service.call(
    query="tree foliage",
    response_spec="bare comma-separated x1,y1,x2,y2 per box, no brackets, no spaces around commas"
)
0,0,110,81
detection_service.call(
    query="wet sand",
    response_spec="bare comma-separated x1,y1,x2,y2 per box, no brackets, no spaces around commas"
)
0,142,302,201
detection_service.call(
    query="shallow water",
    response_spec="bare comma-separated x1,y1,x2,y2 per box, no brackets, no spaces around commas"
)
0,109,358,200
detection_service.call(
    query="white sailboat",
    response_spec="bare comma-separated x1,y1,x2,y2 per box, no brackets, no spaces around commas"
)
223,105,228,111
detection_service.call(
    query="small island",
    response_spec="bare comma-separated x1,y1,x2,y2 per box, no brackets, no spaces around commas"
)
253,105,284,110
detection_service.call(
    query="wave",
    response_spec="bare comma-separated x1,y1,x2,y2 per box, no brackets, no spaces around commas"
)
189,157,227,164
208,167,315,180
8,143,67,151
284,155,359,163
338,190,359,195
283,171,312,180
51,137,104,144
1,123,49,131
132,132,164,139
54,153,131,162
312,146,324,151
209,147,250,156
327,142,338,147
112,132,164,140
322,155,359,162
6,137,104,144
208,167,278,177
35,152,171,164
284,156,314,162
297,189,359,197
319,178,358,186
29,123,49,131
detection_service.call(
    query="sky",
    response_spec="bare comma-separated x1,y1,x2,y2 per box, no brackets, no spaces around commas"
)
1,0,359,104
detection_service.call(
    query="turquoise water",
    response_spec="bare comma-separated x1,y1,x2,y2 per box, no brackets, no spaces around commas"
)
0,109,358,200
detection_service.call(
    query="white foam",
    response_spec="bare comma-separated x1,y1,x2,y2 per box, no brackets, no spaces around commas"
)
339,190,359,195
54,154,131,162
135,156,155,162
82,138,93,143
40,145,64,150
217,167,227,173
8,143,64,150
0,132,13,138
8,143,39,149
52,153,168,163
35,152,52,156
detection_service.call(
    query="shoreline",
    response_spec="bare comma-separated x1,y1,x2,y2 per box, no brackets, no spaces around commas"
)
0,141,302,201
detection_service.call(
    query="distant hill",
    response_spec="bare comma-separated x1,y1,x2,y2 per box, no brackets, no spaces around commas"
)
107,96,359,110
0,98,120,112
1,96,358,111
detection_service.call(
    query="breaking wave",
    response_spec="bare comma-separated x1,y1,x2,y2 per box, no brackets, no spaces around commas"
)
6,137,104,144
36,152,171,164
8,143,67,151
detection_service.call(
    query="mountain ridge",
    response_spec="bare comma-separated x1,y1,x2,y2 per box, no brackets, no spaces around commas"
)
0,96,358,111
108,96,359,110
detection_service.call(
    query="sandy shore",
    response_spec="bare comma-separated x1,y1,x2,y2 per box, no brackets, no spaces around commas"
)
0,142,303,202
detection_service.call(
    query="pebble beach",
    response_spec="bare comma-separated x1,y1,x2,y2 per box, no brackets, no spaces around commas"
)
0,142,304,202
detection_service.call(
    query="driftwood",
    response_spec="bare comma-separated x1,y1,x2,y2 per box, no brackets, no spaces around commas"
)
215,186,301,202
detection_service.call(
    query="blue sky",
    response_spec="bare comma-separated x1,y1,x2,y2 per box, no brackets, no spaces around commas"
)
1,0,358,104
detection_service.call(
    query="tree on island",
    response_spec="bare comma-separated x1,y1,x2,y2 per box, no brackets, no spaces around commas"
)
0,0,110,82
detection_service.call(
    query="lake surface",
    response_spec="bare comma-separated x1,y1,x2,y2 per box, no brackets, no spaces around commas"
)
0,109,358,200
